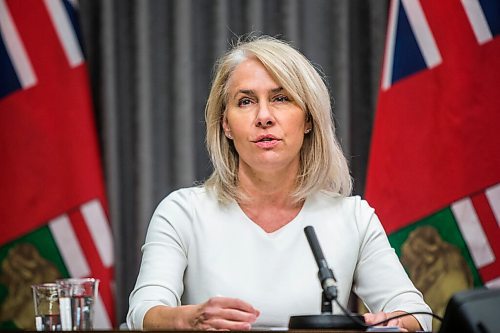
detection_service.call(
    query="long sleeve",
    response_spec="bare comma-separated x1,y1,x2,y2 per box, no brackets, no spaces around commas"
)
126,189,432,330
353,199,432,331
126,190,193,329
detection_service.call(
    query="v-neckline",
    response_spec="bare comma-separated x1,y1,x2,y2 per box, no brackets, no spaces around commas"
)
232,197,309,238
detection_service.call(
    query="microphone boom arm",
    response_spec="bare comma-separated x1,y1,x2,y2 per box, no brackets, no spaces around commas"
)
304,226,338,312
288,226,366,329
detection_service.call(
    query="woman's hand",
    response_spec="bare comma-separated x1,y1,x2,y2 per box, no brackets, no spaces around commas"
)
186,297,260,330
363,311,421,332
143,297,260,330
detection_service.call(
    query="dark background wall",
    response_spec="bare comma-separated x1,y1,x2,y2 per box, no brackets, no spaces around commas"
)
78,0,389,322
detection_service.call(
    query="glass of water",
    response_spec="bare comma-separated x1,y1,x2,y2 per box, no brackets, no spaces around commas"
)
32,283,61,331
56,278,99,331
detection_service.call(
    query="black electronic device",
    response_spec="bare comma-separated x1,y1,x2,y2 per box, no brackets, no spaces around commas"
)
438,287,500,333
288,226,366,330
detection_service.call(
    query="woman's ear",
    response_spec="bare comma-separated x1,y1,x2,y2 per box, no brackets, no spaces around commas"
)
305,115,312,134
222,115,233,139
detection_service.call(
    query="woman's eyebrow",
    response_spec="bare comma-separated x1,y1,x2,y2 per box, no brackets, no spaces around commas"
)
234,89,256,98
233,87,284,99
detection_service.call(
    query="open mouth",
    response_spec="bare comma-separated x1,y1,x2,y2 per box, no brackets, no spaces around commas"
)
253,135,280,148
253,135,279,143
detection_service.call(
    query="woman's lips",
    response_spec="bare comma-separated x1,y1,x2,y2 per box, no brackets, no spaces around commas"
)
252,134,281,149
254,139,280,149
254,135,281,149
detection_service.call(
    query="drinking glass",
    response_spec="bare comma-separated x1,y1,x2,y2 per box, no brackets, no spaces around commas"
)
32,283,61,331
56,278,99,331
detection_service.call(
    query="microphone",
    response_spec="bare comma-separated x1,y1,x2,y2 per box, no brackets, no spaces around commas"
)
288,226,366,330
304,226,338,303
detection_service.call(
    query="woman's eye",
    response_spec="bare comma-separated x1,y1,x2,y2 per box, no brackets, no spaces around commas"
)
238,98,252,107
274,95,290,103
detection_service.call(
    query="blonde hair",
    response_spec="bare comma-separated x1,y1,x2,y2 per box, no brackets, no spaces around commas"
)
205,35,352,203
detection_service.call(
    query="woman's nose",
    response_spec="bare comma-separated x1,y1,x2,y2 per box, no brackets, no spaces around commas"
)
255,102,275,128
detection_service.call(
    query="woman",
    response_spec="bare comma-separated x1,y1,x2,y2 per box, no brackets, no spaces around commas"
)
127,36,432,331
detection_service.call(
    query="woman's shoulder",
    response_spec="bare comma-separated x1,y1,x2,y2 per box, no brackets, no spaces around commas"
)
310,191,378,230
153,186,205,213
159,185,213,204
148,186,218,229
313,191,374,213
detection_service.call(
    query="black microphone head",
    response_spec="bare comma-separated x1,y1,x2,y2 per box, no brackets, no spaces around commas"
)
304,226,326,266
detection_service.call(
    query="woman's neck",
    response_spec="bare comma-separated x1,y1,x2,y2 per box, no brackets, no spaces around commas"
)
237,162,299,208
236,162,304,233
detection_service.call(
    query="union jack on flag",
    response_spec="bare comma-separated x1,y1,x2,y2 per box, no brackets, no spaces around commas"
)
0,0,114,329
366,0,500,327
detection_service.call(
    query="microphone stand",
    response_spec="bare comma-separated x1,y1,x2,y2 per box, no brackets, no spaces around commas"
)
321,289,333,314
288,226,366,330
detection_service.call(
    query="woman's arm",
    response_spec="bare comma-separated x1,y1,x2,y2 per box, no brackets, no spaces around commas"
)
364,311,422,332
353,198,432,331
127,192,193,329
143,297,260,330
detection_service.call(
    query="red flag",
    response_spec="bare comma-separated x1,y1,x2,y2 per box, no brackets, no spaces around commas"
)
366,0,500,233
366,0,500,322
0,0,114,329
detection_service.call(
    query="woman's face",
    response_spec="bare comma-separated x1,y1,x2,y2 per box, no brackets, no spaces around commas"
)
223,57,311,175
